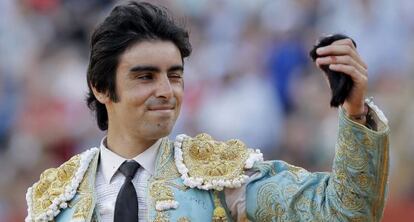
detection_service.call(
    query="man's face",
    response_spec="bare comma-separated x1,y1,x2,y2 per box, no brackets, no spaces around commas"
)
105,40,184,140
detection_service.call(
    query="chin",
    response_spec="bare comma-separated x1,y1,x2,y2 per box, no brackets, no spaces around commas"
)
145,123,174,139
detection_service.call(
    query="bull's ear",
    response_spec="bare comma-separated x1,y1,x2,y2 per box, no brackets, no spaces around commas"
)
309,33,356,108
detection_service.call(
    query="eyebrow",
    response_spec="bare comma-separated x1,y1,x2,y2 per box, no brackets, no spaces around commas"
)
129,65,160,73
168,65,184,73
129,65,184,73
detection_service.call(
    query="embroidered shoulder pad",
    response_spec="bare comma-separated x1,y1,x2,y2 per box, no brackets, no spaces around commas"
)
25,148,99,222
174,133,263,191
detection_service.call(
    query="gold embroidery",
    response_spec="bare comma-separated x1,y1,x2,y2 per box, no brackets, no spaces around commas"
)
255,182,285,221
212,191,227,222
178,217,191,222
73,154,95,220
286,164,305,174
68,197,80,208
181,133,249,182
150,139,181,222
251,111,388,221
372,135,389,221
334,128,373,212
286,163,309,181
164,181,189,192
155,139,180,180
362,134,374,147
330,114,385,220
72,181,92,219
356,172,372,190
158,139,172,168
156,159,180,179
322,208,346,222
154,212,170,222
284,184,299,197
31,155,81,217
254,161,277,176
73,195,93,218
150,181,175,203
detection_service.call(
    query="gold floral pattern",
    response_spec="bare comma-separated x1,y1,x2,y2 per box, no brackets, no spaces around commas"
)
150,181,175,203
149,139,182,221
178,217,191,222
153,211,170,222
250,107,389,222
31,155,80,217
26,148,98,221
254,182,286,221
181,133,249,182
155,139,180,180
73,196,92,219
72,154,97,221
157,159,180,180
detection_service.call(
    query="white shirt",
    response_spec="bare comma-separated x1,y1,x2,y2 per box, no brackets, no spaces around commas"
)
94,137,250,221
95,138,162,221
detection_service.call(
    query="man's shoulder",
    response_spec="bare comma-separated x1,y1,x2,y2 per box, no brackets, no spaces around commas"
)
172,133,263,191
25,148,99,222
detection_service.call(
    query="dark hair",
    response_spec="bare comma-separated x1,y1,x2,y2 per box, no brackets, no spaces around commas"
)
86,1,192,130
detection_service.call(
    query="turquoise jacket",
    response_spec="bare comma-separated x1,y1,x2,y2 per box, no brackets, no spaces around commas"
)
26,103,389,222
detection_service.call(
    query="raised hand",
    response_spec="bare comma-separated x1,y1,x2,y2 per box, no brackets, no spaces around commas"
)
315,38,368,122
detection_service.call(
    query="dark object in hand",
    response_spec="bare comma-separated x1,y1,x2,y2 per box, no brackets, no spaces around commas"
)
309,34,357,107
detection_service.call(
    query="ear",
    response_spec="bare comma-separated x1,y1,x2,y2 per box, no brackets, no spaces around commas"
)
91,86,111,105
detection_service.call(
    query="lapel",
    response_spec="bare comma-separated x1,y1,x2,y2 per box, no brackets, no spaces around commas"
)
153,138,178,179
67,149,100,221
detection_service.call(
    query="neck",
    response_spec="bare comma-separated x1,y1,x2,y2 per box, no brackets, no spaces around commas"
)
106,129,158,159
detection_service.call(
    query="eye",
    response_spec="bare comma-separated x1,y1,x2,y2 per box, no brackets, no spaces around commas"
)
137,73,153,80
168,72,183,79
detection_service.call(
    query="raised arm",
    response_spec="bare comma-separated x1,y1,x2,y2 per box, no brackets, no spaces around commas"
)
226,39,390,221
244,100,389,221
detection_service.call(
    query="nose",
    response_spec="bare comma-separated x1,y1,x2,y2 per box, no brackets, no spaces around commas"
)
155,74,173,99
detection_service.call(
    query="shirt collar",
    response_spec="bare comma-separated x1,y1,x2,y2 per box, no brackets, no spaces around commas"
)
99,137,163,184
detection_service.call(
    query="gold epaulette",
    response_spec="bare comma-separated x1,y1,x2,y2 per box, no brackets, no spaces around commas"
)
174,133,263,191
25,148,98,222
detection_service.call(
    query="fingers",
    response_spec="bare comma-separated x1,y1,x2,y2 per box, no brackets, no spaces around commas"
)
328,64,367,84
314,37,368,111
332,38,356,49
315,38,368,83
316,55,367,77
317,39,368,69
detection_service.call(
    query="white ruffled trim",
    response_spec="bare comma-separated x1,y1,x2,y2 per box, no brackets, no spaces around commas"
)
25,148,99,222
25,187,34,222
174,134,263,191
245,149,264,169
155,200,179,211
365,97,388,125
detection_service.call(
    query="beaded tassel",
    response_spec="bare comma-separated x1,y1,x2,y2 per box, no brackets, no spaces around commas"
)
212,191,227,222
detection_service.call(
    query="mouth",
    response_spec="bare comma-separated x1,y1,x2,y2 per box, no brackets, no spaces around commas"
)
147,106,175,115
146,98,177,114
147,106,175,111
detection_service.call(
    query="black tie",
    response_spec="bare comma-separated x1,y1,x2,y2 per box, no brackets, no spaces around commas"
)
114,160,140,222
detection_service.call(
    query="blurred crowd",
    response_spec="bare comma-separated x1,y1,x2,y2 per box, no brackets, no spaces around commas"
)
1,0,414,221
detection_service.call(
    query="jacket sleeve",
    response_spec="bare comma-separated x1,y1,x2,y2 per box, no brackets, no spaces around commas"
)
245,101,390,222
